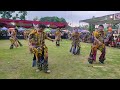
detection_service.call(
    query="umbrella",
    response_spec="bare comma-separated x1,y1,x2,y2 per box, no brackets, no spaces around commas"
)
44,28,51,32
51,29,56,33
18,27,25,31
80,30,90,33
1,27,8,31
78,29,82,32
62,30,69,33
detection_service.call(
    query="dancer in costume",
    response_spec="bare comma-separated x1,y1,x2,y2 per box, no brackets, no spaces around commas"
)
105,26,114,47
83,32,91,43
8,27,22,49
88,25,106,64
68,31,72,40
24,30,31,40
70,28,81,55
28,29,37,54
55,28,62,46
28,24,54,73
23,30,28,40
116,34,120,48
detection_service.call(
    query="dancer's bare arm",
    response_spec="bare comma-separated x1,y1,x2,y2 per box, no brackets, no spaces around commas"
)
45,34,54,42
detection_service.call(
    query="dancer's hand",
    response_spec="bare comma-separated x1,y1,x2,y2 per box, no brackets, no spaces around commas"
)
99,41,102,46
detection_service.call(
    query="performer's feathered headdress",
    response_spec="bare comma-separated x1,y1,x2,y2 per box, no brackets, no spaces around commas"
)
33,23,39,30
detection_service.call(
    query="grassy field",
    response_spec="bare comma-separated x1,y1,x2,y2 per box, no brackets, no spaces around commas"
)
0,39,120,79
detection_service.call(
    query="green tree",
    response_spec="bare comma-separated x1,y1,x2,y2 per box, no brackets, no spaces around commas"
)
60,18,66,22
12,17,16,20
19,15,25,20
19,11,27,20
0,11,15,19
40,17,46,21
0,11,27,20
54,17,59,22
89,24,95,32
12,14,19,20
40,16,67,23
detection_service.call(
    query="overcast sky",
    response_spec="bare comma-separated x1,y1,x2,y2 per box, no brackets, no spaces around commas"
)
26,11,120,26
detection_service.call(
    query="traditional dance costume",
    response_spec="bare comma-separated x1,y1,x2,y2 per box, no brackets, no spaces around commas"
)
70,31,81,55
55,29,61,46
88,30,106,64
8,28,22,49
28,29,53,73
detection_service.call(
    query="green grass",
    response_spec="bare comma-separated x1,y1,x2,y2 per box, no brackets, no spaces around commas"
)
0,39,120,79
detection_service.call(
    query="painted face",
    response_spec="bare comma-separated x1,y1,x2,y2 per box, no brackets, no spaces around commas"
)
98,26,104,31
38,28,44,32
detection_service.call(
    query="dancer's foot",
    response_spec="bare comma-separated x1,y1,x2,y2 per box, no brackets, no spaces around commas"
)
36,69,40,72
88,58,93,64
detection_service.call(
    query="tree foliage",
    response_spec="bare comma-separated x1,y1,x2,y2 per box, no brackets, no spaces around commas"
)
19,11,27,20
0,11,27,20
40,16,67,23
33,16,39,21
0,11,15,19
89,24,95,32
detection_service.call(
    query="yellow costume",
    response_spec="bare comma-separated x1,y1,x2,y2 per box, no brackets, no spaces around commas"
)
8,28,23,49
70,32,81,55
8,28,18,49
88,30,106,64
23,30,30,40
29,29,53,72
55,29,61,46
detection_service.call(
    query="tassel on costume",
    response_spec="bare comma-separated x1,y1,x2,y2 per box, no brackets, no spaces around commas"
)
10,45,14,49
18,40,23,46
